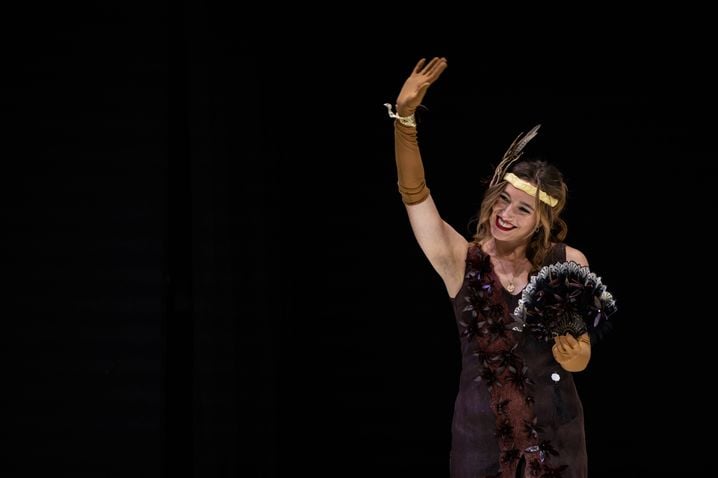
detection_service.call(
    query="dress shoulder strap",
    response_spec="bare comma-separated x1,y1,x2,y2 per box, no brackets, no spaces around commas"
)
543,243,567,265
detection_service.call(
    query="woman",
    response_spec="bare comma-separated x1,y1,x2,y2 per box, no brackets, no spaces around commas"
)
387,57,594,478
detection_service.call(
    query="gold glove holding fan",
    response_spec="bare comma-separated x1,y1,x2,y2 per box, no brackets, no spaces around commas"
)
512,261,617,372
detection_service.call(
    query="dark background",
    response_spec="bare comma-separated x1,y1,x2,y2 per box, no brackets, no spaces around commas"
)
4,3,715,477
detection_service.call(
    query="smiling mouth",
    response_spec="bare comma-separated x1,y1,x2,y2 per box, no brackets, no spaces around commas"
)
495,216,516,232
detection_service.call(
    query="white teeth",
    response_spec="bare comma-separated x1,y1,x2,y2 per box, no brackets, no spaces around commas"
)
498,217,513,228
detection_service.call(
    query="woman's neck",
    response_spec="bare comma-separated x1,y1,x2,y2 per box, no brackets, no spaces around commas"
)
485,238,529,263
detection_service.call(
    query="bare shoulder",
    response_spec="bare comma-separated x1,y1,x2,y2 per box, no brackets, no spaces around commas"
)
565,245,589,267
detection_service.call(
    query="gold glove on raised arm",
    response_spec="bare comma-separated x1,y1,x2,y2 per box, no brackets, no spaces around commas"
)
391,57,447,205
395,57,447,117
552,333,591,372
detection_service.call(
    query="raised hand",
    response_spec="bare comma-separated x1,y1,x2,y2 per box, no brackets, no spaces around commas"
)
395,57,448,117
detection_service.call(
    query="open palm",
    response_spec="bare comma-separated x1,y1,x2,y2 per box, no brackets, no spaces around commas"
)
396,57,448,116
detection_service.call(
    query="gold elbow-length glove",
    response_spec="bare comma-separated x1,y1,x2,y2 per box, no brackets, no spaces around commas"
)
391,57,447,205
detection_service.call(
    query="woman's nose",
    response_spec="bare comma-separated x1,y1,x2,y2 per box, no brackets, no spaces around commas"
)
501,204,516,219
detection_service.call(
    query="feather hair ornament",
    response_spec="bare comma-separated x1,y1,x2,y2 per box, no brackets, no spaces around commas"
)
489,124,542,188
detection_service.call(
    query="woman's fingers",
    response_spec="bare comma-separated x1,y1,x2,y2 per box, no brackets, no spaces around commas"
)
562,334,579,348
424,57,448,80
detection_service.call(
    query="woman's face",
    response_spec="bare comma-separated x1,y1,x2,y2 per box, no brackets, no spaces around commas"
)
490,183,539,242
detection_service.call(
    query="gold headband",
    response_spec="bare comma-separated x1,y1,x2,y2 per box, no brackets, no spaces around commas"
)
488,124,558,208
503,173,558,207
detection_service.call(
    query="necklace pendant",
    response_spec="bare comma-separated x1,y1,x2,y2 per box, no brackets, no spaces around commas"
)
506,282,515,293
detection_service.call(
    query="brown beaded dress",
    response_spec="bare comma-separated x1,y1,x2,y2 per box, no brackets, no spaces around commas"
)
449,243,587,478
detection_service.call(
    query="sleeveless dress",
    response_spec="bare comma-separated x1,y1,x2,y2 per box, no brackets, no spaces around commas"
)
449,243,587,478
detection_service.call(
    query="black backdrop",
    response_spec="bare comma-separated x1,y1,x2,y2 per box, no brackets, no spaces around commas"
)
5,3,715,477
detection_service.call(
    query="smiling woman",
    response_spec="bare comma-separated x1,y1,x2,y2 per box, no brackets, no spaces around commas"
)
386,56,616,478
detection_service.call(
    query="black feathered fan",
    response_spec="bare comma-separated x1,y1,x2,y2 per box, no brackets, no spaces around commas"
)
511,261,617,341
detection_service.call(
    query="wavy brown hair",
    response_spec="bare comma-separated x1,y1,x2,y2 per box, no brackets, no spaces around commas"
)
472,160,568,272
